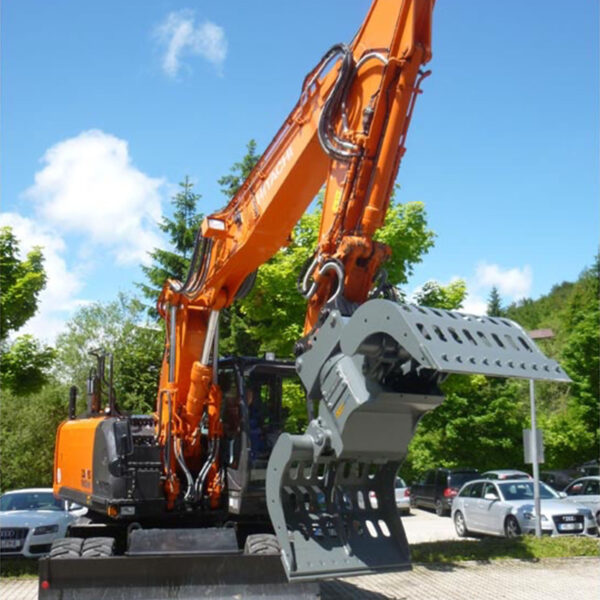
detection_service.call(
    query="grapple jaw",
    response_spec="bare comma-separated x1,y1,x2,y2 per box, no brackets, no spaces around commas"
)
267,300,570,581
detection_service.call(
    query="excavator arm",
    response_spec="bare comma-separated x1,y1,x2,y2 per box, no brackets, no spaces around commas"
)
153,0,569,581
155,0,436,515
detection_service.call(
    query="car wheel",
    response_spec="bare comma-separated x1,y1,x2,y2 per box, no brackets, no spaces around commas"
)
244,534,280,555
454,510,469,537
595,510,600,529
81,537,115,558
435,499,446,517
49,537,84,558
504,515,521,538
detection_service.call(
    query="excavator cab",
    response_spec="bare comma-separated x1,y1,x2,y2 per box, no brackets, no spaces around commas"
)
218,356,308,517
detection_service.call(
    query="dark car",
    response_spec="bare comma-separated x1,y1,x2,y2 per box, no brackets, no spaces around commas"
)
540,469,580,491
577,460,600,477
410,468,479,516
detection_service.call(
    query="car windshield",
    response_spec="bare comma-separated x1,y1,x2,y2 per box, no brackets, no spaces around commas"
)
0,492,63,512
498,481,558,501
395,477,406,488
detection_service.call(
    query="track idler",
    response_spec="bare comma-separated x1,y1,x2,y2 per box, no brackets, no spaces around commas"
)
266,299,570,581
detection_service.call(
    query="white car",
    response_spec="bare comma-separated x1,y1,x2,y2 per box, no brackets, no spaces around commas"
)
452,479,597,538
481,469,531,481
394,477,411,515
0,488,86,558
561,476,600,527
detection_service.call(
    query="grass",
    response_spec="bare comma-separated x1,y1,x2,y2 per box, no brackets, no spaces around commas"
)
411,535,600,564
0,558,39,579
1,536,598,580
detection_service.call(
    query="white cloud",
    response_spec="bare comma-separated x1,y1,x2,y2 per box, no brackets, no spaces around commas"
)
24,130,164,266
0,213,85,342
155,10,227,78
409,262,532,316
461,293,488,316
473,262,532,299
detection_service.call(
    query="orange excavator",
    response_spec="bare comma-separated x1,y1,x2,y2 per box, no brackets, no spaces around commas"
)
40,0,569,597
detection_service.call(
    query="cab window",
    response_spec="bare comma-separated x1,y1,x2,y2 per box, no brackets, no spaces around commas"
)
468,482,484,498
566,481,585,496
482,482,499,499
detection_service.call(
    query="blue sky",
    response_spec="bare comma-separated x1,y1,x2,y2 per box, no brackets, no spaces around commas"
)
2,0,598,341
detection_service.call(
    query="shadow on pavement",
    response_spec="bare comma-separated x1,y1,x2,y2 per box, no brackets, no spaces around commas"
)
322,579,405,599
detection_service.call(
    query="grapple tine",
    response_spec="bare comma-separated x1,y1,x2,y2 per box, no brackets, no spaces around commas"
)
267,299,570,581
266,434,410,581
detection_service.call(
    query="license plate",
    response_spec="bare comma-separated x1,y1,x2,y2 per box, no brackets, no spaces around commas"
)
1,539,22,550
558,522,582,531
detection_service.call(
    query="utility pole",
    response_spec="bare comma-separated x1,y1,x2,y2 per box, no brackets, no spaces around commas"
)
529,379,542,537
527,329,554,538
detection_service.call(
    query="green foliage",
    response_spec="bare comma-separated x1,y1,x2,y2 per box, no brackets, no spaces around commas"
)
414,279,467,310
404,255,599,482
0,383,69,492
234,210,320,356
228,199,436,358
0,335,56,395
217,139,261,200
487,286,504,316
282,380,310,434
0,227,46,340
402,376,528,482
55,295,163,413
138,177,203,314
374,197,435,286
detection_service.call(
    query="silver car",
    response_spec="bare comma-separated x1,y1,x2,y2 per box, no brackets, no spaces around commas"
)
0,488,86,558
394,477,410,515
452,479,597,538
561,476,600,527
481,469,531,481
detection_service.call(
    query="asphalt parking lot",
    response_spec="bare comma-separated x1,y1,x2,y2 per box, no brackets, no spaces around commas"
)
402,507,459,544
1,510,598,600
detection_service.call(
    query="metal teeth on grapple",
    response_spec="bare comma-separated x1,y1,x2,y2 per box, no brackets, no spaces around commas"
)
267,299,571,581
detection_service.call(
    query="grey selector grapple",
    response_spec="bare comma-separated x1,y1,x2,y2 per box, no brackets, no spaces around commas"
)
266,299,570,581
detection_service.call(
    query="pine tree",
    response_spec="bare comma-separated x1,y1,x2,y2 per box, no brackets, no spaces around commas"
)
217,140,260,200
487,286,503,316
137,177,203,314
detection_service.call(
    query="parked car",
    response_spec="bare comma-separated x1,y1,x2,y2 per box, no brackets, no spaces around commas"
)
561,476,600,527
367,477,410,514
577,460,600,477
0,488,86,558
482,469,531,481
540,469,580,491
411,468,479,516
452,479,597,538
394,477,410,515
